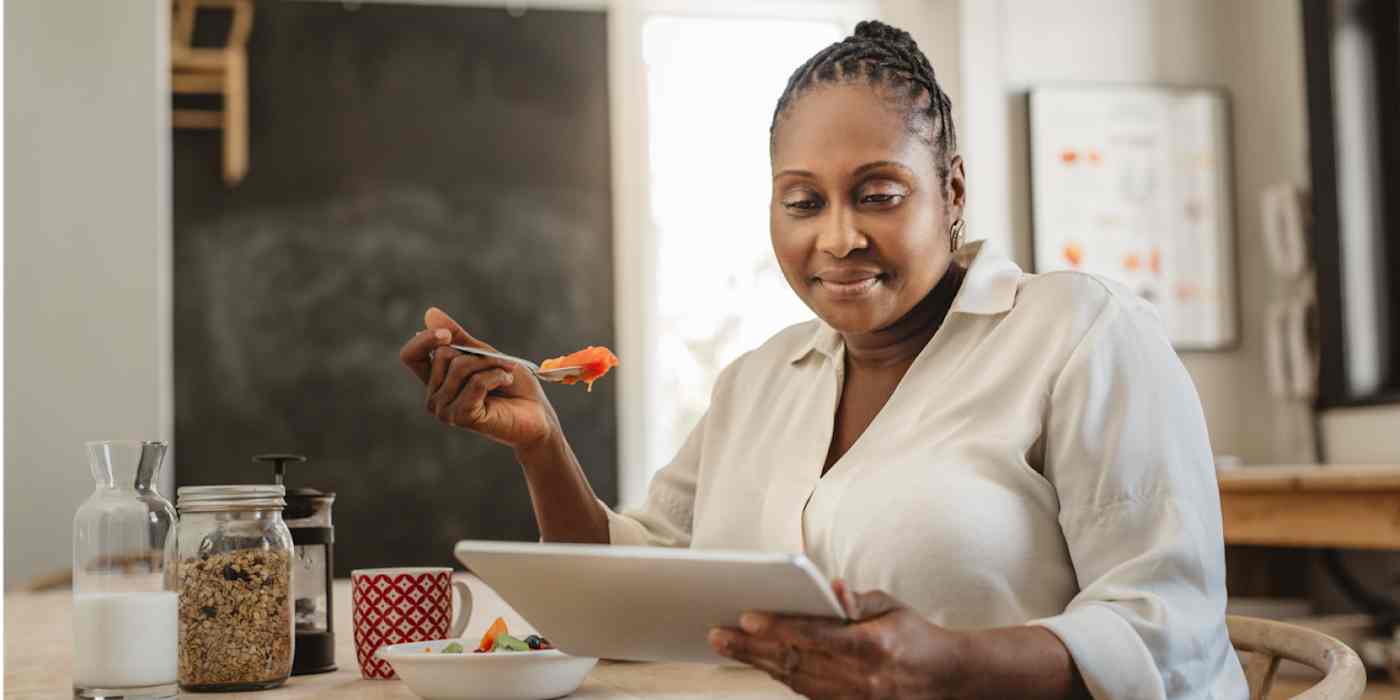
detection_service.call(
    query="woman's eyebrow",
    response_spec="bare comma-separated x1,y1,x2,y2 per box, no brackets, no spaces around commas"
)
851,160,914,177
773,168,815,181
772,161,914,181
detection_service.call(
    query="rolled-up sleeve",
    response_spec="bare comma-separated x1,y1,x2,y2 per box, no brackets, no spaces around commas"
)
1028,292,1245,700
601,409,704,548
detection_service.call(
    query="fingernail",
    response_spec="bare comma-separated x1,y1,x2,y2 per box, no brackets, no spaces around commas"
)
739,613,762,634
434,329,450,341
707,629,729,651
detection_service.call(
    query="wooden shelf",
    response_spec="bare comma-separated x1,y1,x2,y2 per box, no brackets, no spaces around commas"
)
1219,465,1400,549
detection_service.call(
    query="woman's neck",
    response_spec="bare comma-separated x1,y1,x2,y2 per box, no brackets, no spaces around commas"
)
841,263,965,370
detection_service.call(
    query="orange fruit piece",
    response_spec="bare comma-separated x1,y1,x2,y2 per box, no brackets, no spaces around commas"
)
1062,242,1083,268
478,617,509,653
540,346,619,392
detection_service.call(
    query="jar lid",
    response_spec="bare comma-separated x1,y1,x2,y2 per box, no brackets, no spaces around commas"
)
177,484,286,512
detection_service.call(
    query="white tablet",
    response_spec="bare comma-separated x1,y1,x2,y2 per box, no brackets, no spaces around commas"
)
453,540,847,664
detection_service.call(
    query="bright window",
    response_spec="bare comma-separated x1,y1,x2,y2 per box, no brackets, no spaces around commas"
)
640,16,844,481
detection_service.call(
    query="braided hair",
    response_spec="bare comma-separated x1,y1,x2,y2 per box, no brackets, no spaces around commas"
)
771,20,958,183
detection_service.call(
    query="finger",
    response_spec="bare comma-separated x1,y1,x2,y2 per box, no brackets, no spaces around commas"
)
711,629,850,698
742,611,852,652
424,307,494,350
444,368,514,426
708,628,785,674
426,343,456,402
430,354,511,417
427,346,506,406
842,586,904,621
401,328,453,383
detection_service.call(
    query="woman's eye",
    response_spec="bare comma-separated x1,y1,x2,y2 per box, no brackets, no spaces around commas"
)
783,198,822,212
860,193,903,206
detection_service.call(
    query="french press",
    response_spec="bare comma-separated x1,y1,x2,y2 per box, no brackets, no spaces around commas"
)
254,454,337,675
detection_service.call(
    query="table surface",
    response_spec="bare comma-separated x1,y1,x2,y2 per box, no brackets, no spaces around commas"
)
1217,465,1400,492
14,576,1400,699
1217,464,1400,550
6,576,798,699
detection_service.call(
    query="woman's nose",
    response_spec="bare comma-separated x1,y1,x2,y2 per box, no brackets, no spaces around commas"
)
814,204,867,259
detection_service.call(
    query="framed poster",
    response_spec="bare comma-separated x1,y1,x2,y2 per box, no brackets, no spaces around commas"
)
1029,86,1237,350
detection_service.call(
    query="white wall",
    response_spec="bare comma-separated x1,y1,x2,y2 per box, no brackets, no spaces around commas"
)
957,0,1309,465
880,0,961,128
4,0,171,590
1321,406,1400,463
1207,0,1313,464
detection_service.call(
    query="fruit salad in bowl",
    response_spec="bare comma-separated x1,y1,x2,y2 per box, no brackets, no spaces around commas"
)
376,618,597,700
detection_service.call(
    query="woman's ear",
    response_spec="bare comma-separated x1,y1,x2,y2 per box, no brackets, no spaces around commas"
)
946,154,967,217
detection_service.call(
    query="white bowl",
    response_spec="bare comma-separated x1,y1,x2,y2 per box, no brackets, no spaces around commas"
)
376,640,598,700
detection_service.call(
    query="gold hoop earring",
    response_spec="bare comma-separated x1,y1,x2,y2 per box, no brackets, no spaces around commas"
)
950,218,966,253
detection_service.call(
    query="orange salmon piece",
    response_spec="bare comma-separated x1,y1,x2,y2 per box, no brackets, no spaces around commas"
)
540,346,619,392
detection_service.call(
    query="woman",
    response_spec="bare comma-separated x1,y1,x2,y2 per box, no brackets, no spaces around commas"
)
400,21,1246,700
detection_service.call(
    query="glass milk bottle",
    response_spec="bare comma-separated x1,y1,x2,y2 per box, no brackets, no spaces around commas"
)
72,441,179,700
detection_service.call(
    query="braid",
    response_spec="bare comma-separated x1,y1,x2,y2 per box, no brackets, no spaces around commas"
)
771,20,957,181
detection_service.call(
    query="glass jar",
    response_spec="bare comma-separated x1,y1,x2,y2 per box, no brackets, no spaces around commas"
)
73,440,178,700
174,485,295,692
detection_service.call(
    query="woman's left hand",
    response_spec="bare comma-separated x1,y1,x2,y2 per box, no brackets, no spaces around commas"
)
708,580,967,699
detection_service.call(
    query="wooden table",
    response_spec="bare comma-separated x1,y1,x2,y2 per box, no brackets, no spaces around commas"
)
17,466,1400,699
1219,465,1400,697
5,576,798,699
1219,465,1400,549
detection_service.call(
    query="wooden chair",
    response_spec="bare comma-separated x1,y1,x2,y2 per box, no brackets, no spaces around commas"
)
1229,614,1366,699
170,0,254,185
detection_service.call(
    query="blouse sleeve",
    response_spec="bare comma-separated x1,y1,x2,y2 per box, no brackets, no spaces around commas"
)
1027,290,1244,700
599,407,704,548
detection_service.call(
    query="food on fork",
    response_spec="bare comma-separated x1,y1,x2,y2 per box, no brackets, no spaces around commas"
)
540,346,619,392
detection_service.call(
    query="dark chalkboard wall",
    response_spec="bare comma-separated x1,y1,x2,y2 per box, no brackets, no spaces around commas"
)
173,2,615,576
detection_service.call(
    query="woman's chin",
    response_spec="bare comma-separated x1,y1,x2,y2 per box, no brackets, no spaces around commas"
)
812,303,893,336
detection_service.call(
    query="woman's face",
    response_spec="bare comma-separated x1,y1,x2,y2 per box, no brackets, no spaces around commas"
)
770,83,964,335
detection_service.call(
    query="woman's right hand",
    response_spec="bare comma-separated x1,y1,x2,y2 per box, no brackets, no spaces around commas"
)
399,307,560,451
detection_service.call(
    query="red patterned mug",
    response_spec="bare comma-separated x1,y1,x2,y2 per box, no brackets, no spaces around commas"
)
351,567,472,679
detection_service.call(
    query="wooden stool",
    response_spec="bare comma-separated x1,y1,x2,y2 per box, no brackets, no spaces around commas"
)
171,0,253,186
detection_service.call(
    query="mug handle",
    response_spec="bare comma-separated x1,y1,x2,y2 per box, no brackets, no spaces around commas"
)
449,579,473,638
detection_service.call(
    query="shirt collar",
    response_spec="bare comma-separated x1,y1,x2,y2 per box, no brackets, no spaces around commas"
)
948,239,1022,315
786,239,1023,365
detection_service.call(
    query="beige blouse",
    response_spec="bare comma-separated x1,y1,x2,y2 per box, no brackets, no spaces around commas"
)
602,241,1248,700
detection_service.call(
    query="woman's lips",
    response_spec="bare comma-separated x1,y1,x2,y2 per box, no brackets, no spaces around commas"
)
815,275,883,300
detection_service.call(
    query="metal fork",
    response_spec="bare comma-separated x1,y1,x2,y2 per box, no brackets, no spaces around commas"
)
433,344,584,383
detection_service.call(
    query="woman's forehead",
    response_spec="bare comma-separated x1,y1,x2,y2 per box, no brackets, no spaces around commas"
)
771,84,930,178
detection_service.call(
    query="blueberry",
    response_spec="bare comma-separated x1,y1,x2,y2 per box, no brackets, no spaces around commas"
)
524,635,542,650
